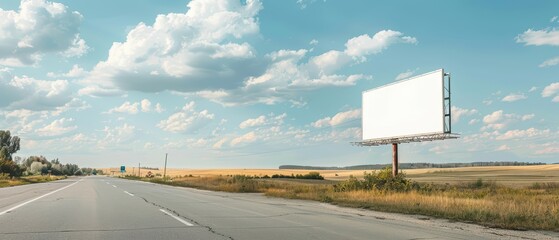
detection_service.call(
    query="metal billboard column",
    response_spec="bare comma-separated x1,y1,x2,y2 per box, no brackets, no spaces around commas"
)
392,143,398,177
443,72,452,133
163,153,168,179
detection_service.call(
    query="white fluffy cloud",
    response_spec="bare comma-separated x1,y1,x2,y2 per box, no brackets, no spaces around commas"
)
79,1,415,106
310,127,361,142
0,0,87,66
107,99,161,114
239,115,266,129
542,82,559,98
483,110,503,124
157,101,214,133
496,145,510,151
197,28,415,105
539,56,559,68
97,123,136,149
296,0,324,9
230,131,257,146
35,118,77,137
345,30,417,60
481,110,506,130
312,109,360,128
212,137,228,149
108,101,139,114
140,99,151,112
0,68,71,110
394,69,416,81
238,113,286,129
529,86,538,92
521,114,535,121
481,110,534,131
451,106,477,123
502,93,527,102
496,128,550,140
82,0,263,96
516,28,559,46
48,64,87,78
536,142,559,155
155,103,164,113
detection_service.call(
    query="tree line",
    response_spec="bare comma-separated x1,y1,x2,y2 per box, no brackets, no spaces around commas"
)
0,130,102,177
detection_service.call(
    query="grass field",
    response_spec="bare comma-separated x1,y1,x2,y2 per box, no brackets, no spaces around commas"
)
0,175,67,188
116,165,559,231
108,164,559,187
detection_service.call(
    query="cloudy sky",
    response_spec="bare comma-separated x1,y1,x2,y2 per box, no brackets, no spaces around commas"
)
1,0,558,168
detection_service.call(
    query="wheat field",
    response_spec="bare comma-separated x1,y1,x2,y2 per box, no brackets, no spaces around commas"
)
104,164,559,187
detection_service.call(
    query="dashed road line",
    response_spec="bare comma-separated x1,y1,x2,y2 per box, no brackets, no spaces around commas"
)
159,209,194,226
124,191,134,196
112,185,117,188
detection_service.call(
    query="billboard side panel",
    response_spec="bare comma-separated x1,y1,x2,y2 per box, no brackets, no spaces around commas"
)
362,69,444,141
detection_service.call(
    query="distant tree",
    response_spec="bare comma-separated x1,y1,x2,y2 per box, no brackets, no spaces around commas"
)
0,130,20,161
63,163,79,176
81,167,93,175
13,156,22,164
29,162,45,175
51,164,63,175
0,130,22,176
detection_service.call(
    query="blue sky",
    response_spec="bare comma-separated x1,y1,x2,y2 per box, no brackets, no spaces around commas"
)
1,0,558,168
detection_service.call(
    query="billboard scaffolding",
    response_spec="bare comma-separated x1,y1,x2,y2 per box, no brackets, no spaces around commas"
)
352,69,458,176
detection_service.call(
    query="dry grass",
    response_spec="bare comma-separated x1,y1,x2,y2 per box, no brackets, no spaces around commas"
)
323,188,559,230
406,165,559,187
119,165,559,231
0,175,67,188
107,165,559,187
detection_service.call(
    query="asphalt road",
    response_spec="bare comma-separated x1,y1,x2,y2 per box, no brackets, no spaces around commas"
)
0,176,556,240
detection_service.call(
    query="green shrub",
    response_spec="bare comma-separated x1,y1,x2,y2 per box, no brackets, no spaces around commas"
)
334,167,416,192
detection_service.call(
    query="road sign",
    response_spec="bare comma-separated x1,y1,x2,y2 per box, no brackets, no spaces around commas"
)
120,166,125,173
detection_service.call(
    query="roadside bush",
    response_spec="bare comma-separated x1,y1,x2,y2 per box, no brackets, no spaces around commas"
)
123,175,141,180
228,175,258,192
0,160,22,177
530,182,559,190
270,172,324,180
334,167,416,192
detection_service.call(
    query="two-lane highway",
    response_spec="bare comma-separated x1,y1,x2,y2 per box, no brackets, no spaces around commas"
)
0,176,556,239
0,177,224,240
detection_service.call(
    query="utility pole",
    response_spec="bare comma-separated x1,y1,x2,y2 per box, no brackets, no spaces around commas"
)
138,162,141,177
163,153,168,179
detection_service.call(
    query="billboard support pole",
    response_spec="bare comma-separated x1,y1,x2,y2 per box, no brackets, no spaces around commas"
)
163,153,168,180
392,143,398,177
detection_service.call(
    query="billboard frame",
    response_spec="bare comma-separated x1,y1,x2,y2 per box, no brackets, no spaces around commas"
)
352,69,458,176
353,70,457,146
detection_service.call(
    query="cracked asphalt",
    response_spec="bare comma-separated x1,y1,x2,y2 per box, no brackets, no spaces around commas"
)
0,176,556,240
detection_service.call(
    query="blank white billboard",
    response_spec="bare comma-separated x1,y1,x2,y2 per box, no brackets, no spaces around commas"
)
362,69,444,141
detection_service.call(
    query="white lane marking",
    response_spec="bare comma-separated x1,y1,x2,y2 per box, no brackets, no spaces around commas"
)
123,191,134,196
112,185,117,188
0,179,82,216
159,209,194,226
